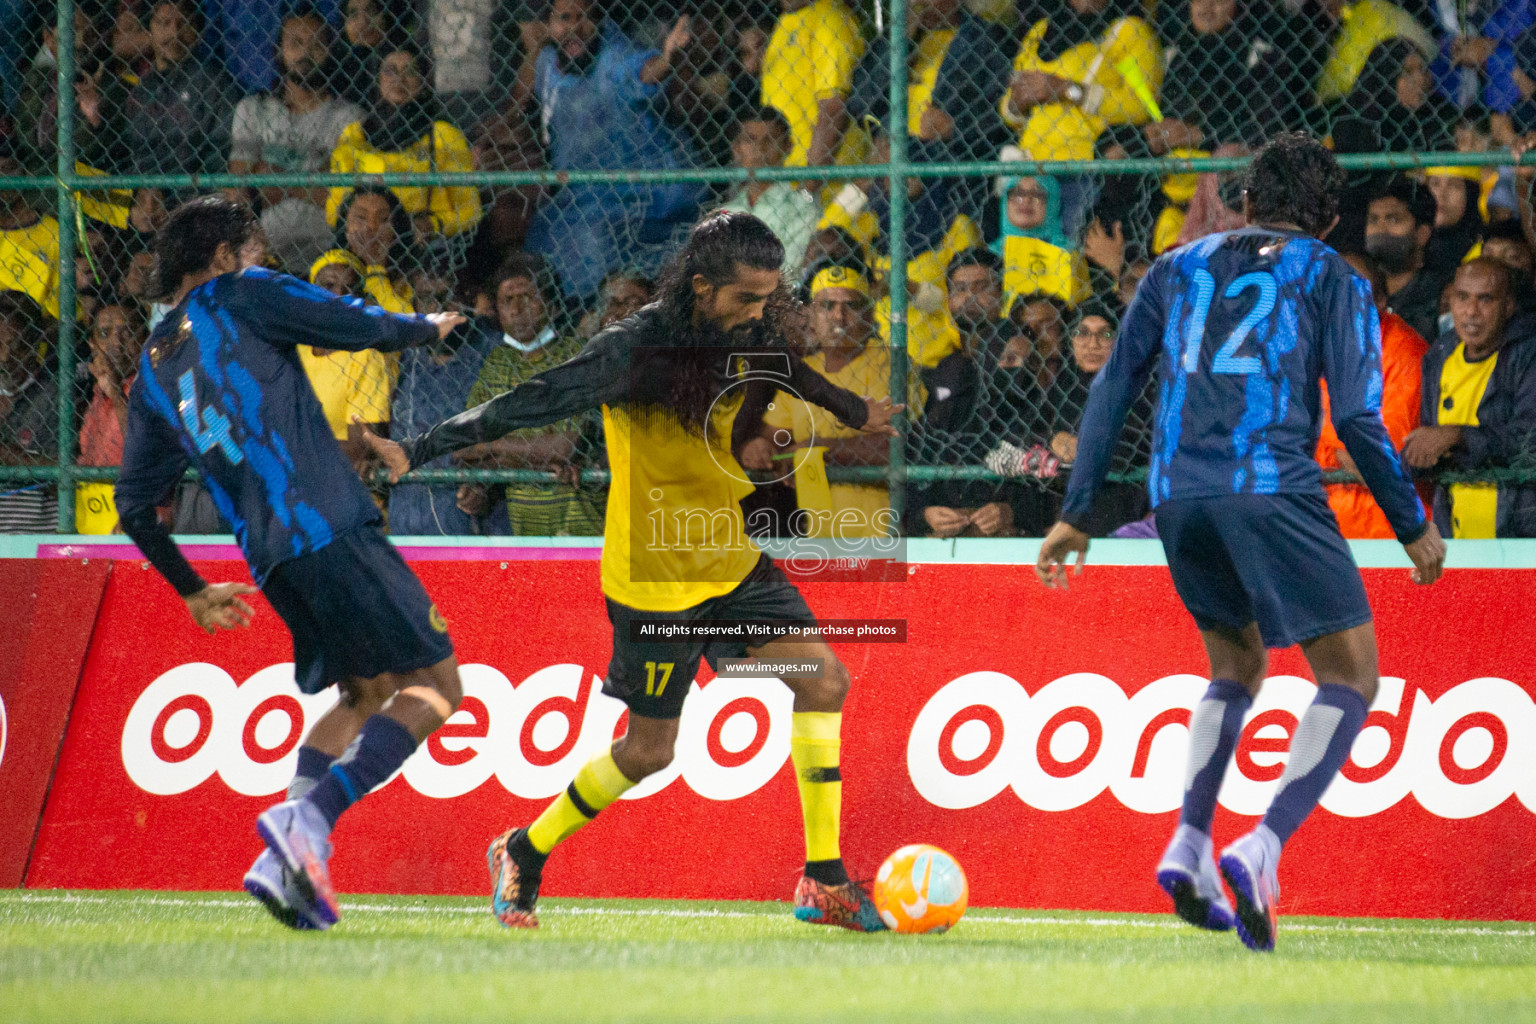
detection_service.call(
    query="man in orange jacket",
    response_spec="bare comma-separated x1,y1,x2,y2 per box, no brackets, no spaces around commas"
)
1317,253,1428,537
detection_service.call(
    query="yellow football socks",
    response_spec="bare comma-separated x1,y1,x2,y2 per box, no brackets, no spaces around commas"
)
526,749,636,855
790,711,843,863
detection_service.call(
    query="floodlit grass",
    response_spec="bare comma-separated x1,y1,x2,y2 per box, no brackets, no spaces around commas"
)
2,890,1533,1023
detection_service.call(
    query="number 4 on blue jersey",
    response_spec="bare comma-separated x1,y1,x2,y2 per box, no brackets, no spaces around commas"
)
178,370,244,464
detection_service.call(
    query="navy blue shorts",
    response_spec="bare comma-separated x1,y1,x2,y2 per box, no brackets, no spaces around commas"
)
1154,492,1372,649
261,525,454,694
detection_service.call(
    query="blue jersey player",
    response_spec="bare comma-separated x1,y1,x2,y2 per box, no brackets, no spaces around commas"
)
116,197,468,932
1036,135,1446,952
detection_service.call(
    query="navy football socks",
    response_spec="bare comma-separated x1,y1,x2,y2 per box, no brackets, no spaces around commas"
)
287,745,332,801
1180,679,1252,834
303,715,418,829
1261,684,1370,844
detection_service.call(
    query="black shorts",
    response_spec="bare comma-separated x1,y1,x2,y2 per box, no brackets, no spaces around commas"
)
1154,492,1373,650
603,554,818,719
262,524,455,694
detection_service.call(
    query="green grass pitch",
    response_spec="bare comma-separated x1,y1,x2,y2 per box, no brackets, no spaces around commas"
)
2,890,1533,1023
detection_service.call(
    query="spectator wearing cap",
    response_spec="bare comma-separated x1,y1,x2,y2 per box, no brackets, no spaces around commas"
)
123,0,240,180
75,302,147,534
847,0,1012,210
714,108,820,276
231,10,365,276
297,249,396,476
456,256,605,536
327,44,482,249
756,262,925,539
1405,257,1536,536
762,0,867,179
1367,174,1453,341
1315,253,1428,538
519,0,704,302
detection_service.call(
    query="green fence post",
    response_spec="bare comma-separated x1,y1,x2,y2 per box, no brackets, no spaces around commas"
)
54,0,78,533
885,0,909,538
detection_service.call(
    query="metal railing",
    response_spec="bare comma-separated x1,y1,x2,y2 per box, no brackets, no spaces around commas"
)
15,0,1535,532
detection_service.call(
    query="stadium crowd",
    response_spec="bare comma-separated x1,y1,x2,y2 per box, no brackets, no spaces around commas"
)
2,0,1536,538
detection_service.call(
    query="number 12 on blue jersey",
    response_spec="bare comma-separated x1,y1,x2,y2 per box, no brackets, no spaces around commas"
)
177,370,244,464
1179,269,1278,376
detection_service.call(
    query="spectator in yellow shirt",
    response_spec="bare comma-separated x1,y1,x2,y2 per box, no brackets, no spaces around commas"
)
327,45,482,246
332,186,416,314
300,249,395,471
1001,0,1163,237
756,263,924,538
762,0,867,176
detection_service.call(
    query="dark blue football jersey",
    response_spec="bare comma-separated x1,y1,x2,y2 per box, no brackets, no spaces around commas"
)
1063,227,1426,542
116,268,437,583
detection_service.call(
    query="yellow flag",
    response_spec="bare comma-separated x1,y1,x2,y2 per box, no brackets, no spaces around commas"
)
795,446,834,518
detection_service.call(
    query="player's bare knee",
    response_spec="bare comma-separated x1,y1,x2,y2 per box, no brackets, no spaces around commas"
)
816,658,850,709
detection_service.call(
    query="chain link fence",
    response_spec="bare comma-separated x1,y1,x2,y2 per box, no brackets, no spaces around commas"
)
2,0,1535,538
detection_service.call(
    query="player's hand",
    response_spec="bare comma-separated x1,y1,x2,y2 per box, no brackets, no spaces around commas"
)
425,312,467,340
352,415,411,483
1036,520,1089,589
859,395,905,437
1404,520,1447,585
185,582,258,634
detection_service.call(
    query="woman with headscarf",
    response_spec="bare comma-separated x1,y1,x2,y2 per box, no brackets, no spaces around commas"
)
1158,0,1309,149
326,45,482,247
1000,0,1164,236
990,171,1092,311
1423,165,1487,274
1034,298,1152,534
1336,38,1456,153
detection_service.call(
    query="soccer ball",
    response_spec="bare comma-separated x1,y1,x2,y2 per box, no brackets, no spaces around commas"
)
872,844,968,934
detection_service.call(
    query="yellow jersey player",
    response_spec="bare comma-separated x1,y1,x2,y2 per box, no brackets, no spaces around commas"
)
362,212,902,931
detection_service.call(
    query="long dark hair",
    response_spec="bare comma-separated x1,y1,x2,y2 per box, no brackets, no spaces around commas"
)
650,212,804,435
333,185,415,273
151,195,257,299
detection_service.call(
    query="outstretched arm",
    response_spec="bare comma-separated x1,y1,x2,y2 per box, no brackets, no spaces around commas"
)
228,269,464,354
363,333,632,479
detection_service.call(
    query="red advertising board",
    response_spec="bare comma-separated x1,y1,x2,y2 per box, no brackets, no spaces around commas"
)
25,556,1536,920
0,558,112,886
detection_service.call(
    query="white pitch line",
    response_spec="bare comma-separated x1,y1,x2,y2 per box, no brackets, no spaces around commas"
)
3,893,1532,939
